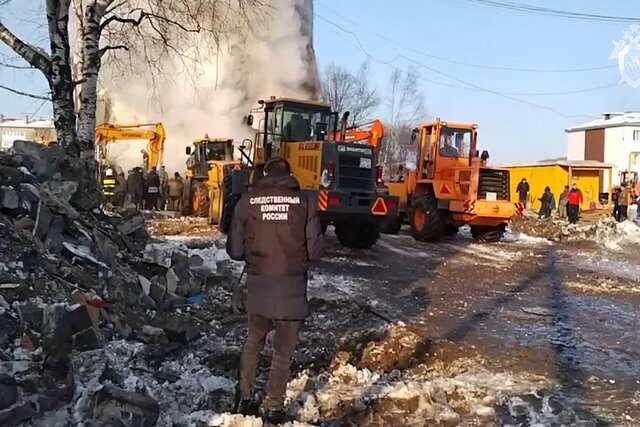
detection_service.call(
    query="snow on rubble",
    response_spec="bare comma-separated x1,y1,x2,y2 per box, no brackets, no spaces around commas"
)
510,214,640,250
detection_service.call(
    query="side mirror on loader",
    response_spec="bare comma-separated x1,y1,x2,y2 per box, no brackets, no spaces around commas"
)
246,114,254,126
185,146,191,155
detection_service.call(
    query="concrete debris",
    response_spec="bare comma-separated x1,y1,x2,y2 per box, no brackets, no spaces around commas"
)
90,385,160,427
510,214,640,249
0,187,19,210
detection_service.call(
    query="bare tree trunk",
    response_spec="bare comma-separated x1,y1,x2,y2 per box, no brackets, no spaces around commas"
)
77,1,110,154
46,0,78,155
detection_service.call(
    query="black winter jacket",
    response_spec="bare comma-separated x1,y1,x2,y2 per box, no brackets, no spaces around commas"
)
226,175,322,319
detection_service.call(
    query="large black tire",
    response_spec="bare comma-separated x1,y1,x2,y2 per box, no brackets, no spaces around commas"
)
335,222,380,249
410,197,444,242
445,224,460,237
470,224,506,243
219,169,241,233
193,181,209,217
381,215,403,235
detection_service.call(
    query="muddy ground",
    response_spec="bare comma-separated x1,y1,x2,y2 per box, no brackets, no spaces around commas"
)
139,217,640,426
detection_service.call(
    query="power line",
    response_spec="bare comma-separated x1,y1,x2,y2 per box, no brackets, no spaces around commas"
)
315,14,607,119
459,0,640,23
316,1,615,73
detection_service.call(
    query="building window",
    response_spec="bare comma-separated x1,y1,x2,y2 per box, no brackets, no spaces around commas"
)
634,130,640,141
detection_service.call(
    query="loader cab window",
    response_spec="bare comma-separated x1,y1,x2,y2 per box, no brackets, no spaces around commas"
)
201,142,229,161
439,128,471,158
267,102,333,143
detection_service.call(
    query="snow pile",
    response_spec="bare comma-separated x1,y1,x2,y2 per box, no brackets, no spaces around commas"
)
285,353,549,425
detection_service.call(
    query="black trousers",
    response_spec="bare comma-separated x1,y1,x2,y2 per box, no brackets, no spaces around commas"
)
567,204,580,224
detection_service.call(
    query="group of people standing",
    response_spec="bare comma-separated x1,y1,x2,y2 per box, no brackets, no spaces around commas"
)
516,178,584,224
105,165,185,211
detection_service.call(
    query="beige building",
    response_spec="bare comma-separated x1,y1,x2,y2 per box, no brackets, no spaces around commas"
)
0,117,57,150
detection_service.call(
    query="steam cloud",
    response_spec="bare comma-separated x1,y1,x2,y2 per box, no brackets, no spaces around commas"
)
98,0,320,173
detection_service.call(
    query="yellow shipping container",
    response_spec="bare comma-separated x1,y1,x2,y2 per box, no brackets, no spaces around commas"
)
505,160,612,211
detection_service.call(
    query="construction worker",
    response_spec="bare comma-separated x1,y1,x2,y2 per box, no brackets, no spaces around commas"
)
226,157,322,422
158,165,169,210
567,183,583,224
113,172,127,207
127,167,144,210
516,178,530,208
101,166,117,203
558,185,569,220
168,172,184,211
145,167,161,210
618,183,631,222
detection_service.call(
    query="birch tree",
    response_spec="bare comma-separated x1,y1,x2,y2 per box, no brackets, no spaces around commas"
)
321,61,379,126
0,0,261,158
381,66,426,172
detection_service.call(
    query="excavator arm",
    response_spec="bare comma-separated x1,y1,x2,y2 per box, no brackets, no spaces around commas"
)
95,123,166,170
334,119,385,152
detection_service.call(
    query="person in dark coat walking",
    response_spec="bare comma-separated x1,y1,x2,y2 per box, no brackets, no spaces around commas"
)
126,168,145,209
516,178,530,208
538,186,555,219
145,167,161,210
226,157,322,422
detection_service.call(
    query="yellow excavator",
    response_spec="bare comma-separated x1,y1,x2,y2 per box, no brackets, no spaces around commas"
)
94,123,166,199
95,123,166,170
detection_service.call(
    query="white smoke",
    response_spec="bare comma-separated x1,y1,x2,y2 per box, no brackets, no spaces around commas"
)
98,0,320,174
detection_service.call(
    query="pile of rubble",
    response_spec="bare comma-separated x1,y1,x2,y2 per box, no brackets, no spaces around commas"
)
510,213,640,247
0,142,235,426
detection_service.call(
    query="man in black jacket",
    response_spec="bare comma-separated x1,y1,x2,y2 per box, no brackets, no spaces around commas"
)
516,178,530,207
227,157,322,421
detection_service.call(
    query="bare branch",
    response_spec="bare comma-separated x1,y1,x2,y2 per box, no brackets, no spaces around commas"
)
0,20,51,74
0,83,51,101
99,44,128,57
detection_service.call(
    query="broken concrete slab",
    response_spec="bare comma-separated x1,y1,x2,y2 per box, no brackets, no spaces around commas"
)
189,254,204,268
13,216,35,231
117,213,145,236
0,375,18,410
0,187,19,210
90,385,160,427
140,325,168,345
41,304,73,372
149,281,167,306
0,166,24,186
62,242,109,270
72,327,101,351
40,181,78,204
165,268,179,294
66,304,94,334
39,185,79,219
159,315,201,344
32,201,53,241
0,400,38,427
142,241,187,268
139,275,152,296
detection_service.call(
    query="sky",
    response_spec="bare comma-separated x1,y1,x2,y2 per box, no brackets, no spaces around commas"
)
1,0,639,163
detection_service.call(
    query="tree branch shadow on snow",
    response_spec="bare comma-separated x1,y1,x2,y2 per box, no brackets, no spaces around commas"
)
544,249,612,426
439,249,610,425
